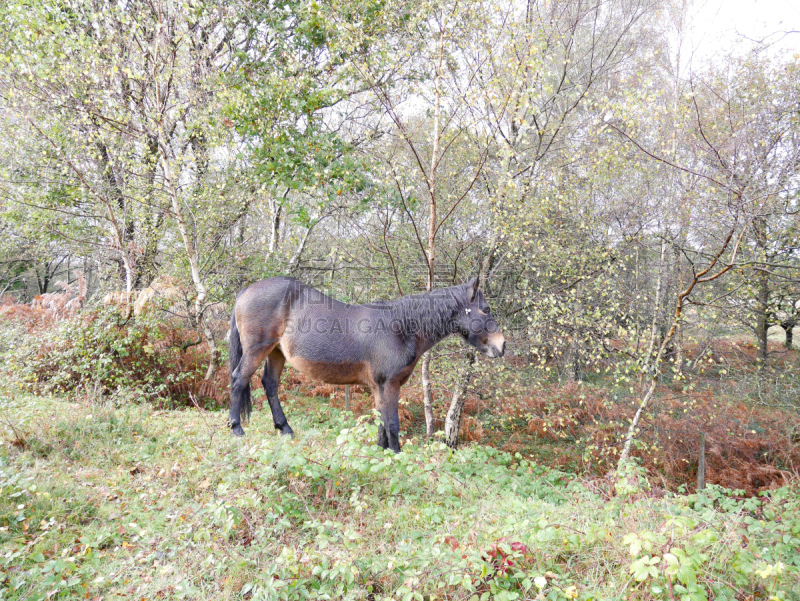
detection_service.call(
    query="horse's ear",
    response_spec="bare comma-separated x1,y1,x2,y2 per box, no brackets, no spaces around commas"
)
467,277,479,301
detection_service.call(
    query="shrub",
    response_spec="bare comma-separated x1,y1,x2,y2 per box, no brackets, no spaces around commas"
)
1,307,217,407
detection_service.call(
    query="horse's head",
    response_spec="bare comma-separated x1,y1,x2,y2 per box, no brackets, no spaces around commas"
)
455,278,505,358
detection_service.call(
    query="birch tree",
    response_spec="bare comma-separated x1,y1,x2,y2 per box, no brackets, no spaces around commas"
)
610,51,800,467
440,0,656,447
337,0,498,436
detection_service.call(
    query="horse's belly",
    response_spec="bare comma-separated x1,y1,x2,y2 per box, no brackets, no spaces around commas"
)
286,354,369,386
279,330,372,386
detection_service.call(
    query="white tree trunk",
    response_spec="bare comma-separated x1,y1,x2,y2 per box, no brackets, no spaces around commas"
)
158,134,217,379
444,350,475,448
422,19,447,436
422,351,434,436
289,225,314,271
267,187,289,258
618,226,747,470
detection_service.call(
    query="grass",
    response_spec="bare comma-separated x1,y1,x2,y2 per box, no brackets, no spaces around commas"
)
1,390,799,601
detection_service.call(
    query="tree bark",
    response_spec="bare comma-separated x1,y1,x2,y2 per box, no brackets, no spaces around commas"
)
782,321,795,349
267,187,289,258
269,203,282,255
444,350,476,448
96,141,137,288
644,238,667,375
697,432,706,491
570,280,583,381
673,242,684,374
421,352,435,436
288,224,314,272
754,218,769,372
159,143,207,317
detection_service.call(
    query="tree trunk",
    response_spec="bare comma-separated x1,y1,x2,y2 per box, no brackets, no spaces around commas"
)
421,351,435,436
134,137,165,289
570,280,583,381
35,266,49,295
159,144,207,317
96,141,136,288
288,225,314,272
697,432,706,491
444,350,475,449
267,187,289,258
619,226,745,470
754,218,769,372
203,320,220,381
422,18,446,437
755,280,769,368
135,235,161,289
158,132,215,379
442,232,500,446
645,239,667,370
121,255,135,319
673,242,684,374
269,203,282,255
783,321,795,349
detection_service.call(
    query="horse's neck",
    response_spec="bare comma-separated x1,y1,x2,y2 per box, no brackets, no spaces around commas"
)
397,289,461,350
417,329,452,356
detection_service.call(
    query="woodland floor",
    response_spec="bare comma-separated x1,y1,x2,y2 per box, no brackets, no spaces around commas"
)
268,333,800,497
1,389,798,601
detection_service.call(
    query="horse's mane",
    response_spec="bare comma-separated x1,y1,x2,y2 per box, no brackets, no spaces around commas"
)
364,284,468,338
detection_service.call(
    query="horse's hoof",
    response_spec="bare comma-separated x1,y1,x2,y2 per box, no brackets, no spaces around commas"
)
231,423,245,436
281,429,295,439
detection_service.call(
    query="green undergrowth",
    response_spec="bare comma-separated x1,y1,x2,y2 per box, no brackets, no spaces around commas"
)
0,392,798,601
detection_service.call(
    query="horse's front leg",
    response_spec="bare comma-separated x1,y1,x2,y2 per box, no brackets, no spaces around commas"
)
372,385,390,449
377,424,389,449
377,383,402,453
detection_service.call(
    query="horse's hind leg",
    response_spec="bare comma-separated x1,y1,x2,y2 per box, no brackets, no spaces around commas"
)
262,349,294,438
230,346,273,436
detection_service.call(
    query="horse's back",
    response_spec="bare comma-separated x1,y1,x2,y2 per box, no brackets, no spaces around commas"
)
236,276,302,306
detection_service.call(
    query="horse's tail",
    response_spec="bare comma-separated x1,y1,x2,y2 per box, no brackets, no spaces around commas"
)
229,309,252,422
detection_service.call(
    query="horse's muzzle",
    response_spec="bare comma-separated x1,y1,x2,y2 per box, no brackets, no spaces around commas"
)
486,342,505,358
487,333,505,358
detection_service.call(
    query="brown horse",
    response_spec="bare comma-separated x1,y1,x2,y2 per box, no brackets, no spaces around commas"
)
228,276,505,452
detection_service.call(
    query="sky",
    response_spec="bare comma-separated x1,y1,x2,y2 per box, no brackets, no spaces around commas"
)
689,0,800,63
